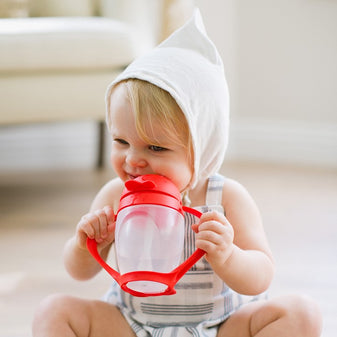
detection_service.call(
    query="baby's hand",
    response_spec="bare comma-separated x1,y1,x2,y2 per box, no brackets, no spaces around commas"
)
76,206,115,251
192,211,234,269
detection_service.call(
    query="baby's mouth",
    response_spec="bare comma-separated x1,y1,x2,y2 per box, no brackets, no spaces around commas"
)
127,173,140,180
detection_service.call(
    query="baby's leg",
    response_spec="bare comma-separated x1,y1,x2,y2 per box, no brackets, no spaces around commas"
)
32,294,136,337
217,294,322,337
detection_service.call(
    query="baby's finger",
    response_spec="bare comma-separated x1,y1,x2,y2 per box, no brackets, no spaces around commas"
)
75,219,95,249
94,209,108,240
77,215,95,238
81,213,102,242
103,205,115,224
196,229,224,246
195,237,219,255
199,211,228,225
197,220,227,235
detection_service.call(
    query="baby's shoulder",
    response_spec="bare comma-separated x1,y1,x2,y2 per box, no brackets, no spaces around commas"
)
221,175,246,194
100,177,125,193
90,177,124,212
221,176,257,210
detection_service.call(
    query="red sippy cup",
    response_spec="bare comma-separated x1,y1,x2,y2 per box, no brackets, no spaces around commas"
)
87,174,205,297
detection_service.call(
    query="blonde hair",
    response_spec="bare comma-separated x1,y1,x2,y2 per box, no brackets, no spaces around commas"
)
108,79,193,167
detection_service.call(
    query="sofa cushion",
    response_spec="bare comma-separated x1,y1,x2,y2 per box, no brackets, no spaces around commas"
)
29,0,95,17
0,0,29,18
0,16,138,72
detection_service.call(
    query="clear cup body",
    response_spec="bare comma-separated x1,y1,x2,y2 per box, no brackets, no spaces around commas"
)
115,204,184,293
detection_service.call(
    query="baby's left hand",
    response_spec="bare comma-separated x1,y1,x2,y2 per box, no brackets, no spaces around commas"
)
192,211,234,269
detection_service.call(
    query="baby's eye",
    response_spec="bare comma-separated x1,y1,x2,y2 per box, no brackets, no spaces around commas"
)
149,145,167,152
114,138,128,145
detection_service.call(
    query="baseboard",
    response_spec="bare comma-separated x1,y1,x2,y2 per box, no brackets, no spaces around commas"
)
0,121,99,171
226,117,337,168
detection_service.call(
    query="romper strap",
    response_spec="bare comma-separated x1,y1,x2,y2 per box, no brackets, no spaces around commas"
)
206,174,225,206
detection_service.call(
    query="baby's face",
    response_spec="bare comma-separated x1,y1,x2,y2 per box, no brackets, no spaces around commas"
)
108,84,193,192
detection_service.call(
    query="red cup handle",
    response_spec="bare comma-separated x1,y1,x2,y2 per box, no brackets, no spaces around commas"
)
86,206,205,297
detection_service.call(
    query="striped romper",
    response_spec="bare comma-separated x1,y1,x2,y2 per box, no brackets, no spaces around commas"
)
103,174,266,336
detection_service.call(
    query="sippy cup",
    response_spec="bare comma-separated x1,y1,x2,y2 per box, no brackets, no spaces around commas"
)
87,174,205,297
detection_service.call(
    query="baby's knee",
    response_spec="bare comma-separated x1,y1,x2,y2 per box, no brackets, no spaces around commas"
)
34,294,70,317
32,294,78,332
282,294,322,337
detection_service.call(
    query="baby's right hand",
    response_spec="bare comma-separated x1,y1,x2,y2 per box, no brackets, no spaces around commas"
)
76,205,115,251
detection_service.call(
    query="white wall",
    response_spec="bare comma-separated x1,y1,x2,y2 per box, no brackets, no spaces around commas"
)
235,0,337,123
196,0,337,167
0,0,336,171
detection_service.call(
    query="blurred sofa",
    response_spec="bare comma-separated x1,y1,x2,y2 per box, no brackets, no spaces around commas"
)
0,0,193,166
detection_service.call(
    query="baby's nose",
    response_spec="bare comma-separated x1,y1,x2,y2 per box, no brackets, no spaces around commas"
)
126,149,147,168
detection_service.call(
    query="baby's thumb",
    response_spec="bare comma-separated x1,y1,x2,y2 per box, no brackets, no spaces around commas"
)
191,223,199,233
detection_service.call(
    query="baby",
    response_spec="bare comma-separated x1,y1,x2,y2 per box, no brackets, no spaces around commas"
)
33,9,322,337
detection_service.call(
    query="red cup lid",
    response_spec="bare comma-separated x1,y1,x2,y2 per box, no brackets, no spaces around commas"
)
117,175,183,215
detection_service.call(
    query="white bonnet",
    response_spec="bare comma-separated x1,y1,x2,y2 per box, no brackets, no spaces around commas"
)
106,9,229,188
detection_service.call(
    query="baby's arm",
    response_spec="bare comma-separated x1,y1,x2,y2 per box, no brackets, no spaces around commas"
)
194,178,274,295
63,178,124,280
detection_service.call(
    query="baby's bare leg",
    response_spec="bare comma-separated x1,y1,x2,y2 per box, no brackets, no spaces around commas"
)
32,294,136,337
217,294,322,337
